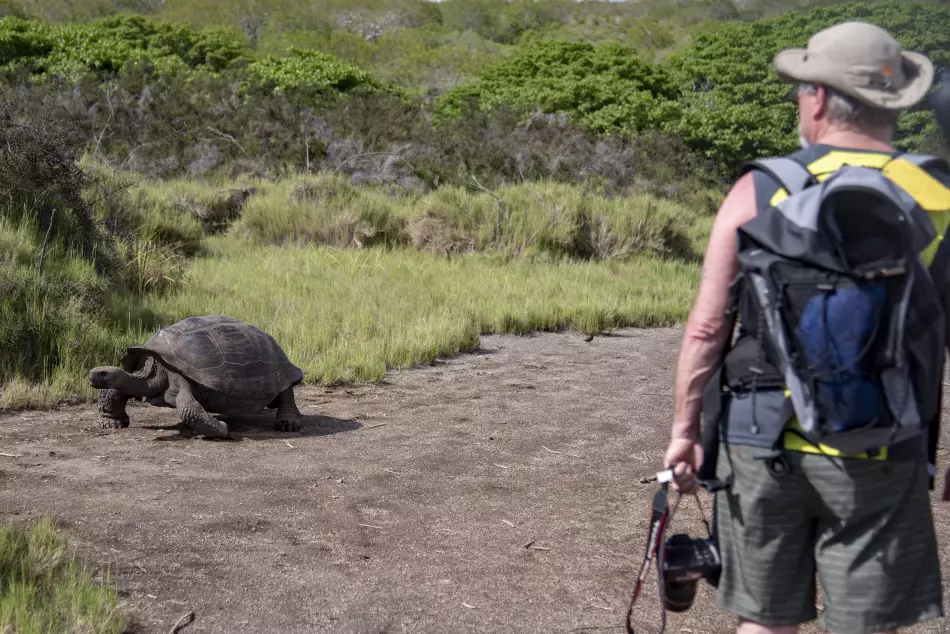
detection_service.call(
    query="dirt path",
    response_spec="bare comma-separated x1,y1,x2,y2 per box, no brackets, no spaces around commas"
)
2,328,950,633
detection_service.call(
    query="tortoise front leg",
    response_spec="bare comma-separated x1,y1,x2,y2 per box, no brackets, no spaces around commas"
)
171,375,229,438
272,387,301,432
97,389,130,429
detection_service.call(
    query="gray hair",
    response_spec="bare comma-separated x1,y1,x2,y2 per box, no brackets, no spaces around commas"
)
797,82,900,129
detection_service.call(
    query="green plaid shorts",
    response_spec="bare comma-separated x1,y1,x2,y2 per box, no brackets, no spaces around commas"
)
713,442,944,634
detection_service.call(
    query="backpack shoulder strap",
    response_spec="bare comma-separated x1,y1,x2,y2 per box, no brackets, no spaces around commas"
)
741,156,816,197
897,153,950,175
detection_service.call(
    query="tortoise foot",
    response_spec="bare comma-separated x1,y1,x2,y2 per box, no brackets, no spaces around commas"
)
100,416,130,430
191,419,229,439
180,408,229,439
275,418,301,433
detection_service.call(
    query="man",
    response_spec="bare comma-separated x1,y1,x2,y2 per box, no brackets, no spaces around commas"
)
664,21,950,634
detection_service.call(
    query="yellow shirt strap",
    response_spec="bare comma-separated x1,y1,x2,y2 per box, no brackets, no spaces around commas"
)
769,151,895,206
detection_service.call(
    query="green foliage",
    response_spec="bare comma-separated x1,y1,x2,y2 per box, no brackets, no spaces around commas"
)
435,39,684,135
0,94,116,273
0,12,383,97
0,14,248,78
438,1,950,175
274,23,513,94
246,47,381,93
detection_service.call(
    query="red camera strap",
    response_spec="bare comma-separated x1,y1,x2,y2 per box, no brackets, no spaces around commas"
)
625,484,680,634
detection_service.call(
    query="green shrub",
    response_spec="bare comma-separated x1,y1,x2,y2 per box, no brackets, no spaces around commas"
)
435,39,684,135
0,14,249,78
0,94,117,273
246,47,383,94
0,215,115,390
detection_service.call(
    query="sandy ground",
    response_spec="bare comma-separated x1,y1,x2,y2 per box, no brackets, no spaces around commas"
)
2,327,950,633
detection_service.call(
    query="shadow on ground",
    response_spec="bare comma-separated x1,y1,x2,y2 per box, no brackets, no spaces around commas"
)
143,413,362,441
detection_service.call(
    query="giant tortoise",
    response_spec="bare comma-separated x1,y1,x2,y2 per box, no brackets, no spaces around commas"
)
88,315,305,438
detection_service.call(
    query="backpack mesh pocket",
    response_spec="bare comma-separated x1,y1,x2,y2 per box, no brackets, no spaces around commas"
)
770,261,896,432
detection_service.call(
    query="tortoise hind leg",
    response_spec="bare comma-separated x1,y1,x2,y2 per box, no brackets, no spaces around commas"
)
172,376,229,438
271,387,301,432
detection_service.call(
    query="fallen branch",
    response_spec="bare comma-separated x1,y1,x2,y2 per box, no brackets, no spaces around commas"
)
0,453,22,458
168,611,195,634
334,151,404,174
205,125,250,158
358,523,383,530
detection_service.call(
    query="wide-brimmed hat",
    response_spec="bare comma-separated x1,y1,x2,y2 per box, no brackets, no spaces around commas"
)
773,21,934,110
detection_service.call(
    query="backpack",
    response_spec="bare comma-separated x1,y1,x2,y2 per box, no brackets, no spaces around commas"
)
734,154,948,456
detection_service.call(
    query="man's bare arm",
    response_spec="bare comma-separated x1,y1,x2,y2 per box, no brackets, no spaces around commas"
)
670,172,759,442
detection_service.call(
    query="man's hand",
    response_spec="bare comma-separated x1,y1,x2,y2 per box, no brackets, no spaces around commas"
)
664,438,703,494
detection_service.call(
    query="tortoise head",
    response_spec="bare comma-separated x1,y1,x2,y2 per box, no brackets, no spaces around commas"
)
88,366,128,390
88,355,168,397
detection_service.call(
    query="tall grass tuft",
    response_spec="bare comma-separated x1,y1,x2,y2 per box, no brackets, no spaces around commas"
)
235,173,411,248
0,214,145,409
0,518,130,634
233,175,699,261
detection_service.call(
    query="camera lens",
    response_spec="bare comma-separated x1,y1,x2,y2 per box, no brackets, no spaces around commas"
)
664,580,698,613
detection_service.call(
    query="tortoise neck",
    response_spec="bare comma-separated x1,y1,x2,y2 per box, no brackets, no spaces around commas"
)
118,357,168,397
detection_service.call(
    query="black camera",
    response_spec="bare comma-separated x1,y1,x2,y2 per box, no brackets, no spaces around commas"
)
661,533,722,612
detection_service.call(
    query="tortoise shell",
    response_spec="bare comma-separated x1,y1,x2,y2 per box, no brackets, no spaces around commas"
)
123,315,304,404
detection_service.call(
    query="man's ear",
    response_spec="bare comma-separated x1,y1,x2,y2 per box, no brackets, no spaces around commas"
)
813,84,828,120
